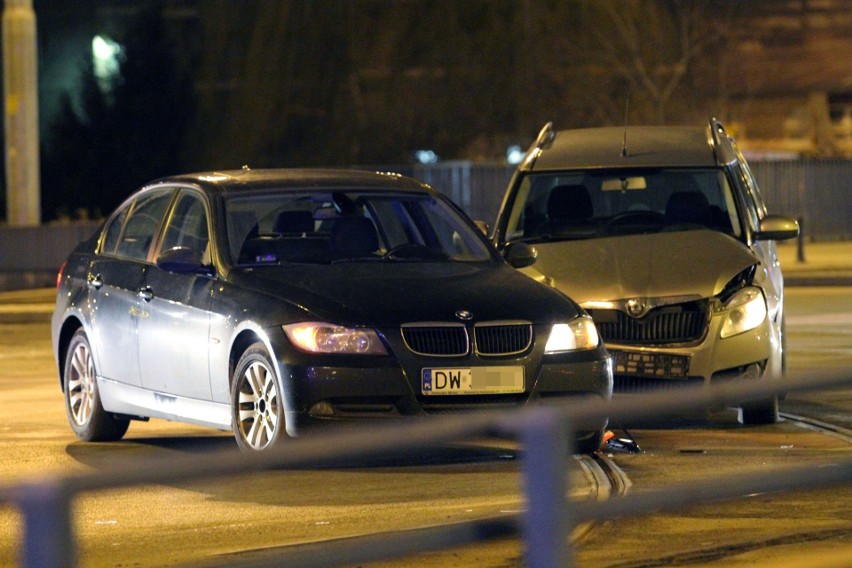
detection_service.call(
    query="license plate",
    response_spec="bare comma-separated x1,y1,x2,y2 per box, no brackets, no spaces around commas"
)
421,366,524,395
610,350,690,378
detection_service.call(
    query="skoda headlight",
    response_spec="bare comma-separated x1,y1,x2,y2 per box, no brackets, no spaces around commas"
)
720,287,767,339
284,323,388,355
545,316,600,353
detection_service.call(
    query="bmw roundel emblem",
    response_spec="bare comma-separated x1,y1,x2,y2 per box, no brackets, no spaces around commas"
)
455,310,473,321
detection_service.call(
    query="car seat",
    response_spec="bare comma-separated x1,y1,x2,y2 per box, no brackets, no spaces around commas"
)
664,191,713,228
328,217,380,259
274,210,314,235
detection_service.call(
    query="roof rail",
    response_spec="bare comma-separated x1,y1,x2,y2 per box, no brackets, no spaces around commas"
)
709,117,726,146
521,122,555,170
708,117,738,166
532,121,556,150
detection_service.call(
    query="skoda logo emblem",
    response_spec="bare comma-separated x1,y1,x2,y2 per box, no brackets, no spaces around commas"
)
626,298,648,318
455,310,473,321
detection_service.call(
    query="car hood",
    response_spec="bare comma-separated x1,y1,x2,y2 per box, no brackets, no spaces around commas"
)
522,230,758,303
234,261,581,326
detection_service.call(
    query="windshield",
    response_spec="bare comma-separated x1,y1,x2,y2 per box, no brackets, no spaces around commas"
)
504,168,742,243
225,190,495,265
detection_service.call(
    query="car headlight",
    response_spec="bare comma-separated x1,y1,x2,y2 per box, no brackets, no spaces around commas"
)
283,323,388,355
720,287,767,339
545,317,600,353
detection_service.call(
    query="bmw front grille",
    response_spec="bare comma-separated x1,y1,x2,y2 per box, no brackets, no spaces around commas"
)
401,322,533,357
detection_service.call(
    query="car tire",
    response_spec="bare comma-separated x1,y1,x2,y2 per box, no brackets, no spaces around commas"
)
778,316,788,401
574,428,604,455
739,397,779,425
64,329,130,442
231,342,286,452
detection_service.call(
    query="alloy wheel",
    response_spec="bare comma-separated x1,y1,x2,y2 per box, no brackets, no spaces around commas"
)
236,360,281,450
67,340,96,426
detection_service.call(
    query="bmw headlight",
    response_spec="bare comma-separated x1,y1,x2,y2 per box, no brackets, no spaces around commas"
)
545,316,600,353
284,323,388,355
720,287,767,339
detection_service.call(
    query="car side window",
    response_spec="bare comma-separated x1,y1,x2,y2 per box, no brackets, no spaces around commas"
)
160,191,210,263
109,190,174,261
732,163,761,232
733,144,768,223
101,205,130,255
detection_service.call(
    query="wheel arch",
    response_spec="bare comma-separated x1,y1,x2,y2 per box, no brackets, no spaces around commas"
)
228,329,265,388
56,317,84,392
228,326,296,438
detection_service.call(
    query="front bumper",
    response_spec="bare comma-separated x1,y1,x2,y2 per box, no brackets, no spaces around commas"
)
607,312,780,391
276,347,612,436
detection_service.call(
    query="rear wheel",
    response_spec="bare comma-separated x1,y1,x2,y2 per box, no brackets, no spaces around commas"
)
231,343,286,451
64,329,130,441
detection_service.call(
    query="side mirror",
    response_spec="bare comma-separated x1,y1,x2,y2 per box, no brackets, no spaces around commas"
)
754,215,799,241
503,241,538,269
157,247,214,276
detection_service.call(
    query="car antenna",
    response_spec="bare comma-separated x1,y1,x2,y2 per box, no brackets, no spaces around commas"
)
621,96,630,158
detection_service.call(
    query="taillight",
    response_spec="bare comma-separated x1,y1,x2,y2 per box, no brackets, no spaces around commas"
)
56,260,66,289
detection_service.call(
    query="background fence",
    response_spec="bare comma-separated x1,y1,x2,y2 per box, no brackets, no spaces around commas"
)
748,159,852,241
414,159,852,241
0,159,849,290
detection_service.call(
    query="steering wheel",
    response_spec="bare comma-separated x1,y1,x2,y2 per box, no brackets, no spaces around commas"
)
382,243,447,260
605,211,666,227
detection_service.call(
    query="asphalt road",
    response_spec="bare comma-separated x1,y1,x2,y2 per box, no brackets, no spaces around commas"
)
0,287,850,567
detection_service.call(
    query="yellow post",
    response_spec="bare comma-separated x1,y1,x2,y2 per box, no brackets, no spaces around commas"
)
3,0,40,226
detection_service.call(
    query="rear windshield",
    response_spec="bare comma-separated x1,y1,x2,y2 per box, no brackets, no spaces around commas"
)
504,168,742,243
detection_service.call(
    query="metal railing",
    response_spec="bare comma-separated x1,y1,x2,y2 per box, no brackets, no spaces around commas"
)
1,371,850,568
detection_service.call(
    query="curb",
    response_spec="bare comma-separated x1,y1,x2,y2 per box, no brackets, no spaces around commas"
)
783,274,852,287
0,305,53,324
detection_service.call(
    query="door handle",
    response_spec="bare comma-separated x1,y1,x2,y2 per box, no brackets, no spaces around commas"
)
88,273,104,289
138,286,154,302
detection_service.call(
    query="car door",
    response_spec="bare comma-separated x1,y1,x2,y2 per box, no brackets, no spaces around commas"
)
137,189,215,400
89,188,175,387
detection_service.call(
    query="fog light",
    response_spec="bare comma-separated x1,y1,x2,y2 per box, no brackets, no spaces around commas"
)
741,363,762,381
309,401,335,416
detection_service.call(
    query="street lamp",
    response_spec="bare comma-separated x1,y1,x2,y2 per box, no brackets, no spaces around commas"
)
2,0,40,226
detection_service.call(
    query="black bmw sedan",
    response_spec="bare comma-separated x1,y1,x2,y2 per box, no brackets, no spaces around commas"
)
52,168,612,453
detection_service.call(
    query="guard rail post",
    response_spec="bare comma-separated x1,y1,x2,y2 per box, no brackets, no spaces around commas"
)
15,479,75,568
520,406,572,568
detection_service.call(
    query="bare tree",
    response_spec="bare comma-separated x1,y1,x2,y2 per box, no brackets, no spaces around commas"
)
584,0,737,125
190,1,355,168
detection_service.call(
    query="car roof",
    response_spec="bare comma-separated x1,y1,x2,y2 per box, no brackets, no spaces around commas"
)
147,168,435,196
527,125,735,171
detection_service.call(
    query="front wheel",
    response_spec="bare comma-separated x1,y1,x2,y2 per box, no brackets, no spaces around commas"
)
574,428,604,455
739,396,779,425
63,329,129,441
231,343,286,451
